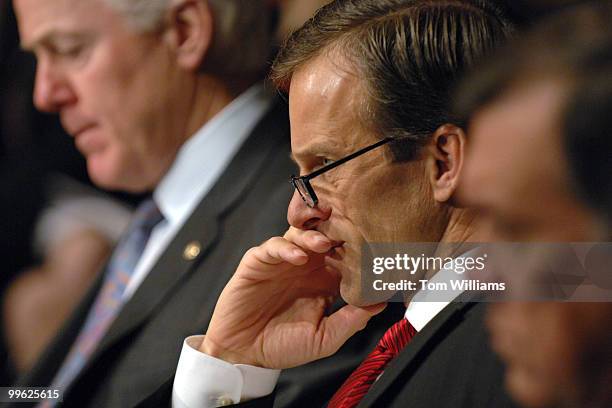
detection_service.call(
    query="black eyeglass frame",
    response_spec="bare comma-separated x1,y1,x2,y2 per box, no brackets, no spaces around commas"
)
290,137,394,207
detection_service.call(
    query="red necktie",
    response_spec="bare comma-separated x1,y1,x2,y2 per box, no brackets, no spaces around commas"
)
328,318,417,408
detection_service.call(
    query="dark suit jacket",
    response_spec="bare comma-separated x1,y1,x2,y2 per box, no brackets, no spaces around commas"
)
14,100,408,408
13,100,296,407
150,301,516,408
355,301,517,408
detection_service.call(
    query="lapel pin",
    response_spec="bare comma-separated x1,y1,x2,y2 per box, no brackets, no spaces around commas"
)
183,241,202,261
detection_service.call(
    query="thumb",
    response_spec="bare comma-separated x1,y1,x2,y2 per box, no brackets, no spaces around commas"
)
317,303,387,357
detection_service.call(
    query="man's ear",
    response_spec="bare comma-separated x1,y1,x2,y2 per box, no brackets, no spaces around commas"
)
425,124,467,203
163,0,213,71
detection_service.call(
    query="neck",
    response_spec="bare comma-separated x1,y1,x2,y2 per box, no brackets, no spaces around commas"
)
428,208,483,277
183,75,243,140
402,208,484,306
439,208,483,247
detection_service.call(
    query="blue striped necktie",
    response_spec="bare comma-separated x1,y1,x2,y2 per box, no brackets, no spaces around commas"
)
41,199,164,406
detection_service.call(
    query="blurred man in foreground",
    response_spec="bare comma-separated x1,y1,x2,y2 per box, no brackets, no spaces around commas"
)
455,3,612,407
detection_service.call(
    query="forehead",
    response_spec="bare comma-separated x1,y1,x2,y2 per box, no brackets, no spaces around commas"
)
15,0,121,48
476,80,566,141
462,80,570,215
471,80,567,176
288,54,367,156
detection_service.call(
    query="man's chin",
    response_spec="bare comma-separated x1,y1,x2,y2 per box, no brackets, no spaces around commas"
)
89,173,143,194
87,162,152,193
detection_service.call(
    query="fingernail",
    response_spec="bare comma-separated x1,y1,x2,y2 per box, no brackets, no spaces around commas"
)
315,236,330,245
293,249,307,257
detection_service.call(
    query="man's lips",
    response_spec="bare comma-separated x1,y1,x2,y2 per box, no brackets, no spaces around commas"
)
329,242,345,257
72,124,104,154
70,123,97,138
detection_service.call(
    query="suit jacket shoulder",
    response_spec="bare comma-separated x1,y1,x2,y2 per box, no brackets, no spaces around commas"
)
17,99,295,407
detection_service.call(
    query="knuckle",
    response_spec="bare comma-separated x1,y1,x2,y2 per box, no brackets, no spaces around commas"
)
244,247,259,258
268,236,286,246
261,236,282,246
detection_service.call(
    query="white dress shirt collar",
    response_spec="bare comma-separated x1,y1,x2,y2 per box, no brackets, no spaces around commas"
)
404,250,477,331
121,84,272,302
154,83,273,228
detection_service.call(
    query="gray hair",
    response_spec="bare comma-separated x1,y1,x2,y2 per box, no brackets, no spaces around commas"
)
104,0,169,31
104,0,277,78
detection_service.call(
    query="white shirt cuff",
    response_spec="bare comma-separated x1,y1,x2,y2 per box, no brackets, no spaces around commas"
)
172,335,280,408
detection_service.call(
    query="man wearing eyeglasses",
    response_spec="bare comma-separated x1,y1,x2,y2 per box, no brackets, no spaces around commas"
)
9,0,407,407
164,1,520,407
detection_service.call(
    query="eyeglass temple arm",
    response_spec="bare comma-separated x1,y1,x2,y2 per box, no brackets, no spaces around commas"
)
302,137,394,181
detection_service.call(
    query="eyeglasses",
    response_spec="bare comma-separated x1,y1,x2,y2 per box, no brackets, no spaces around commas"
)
290,137,394,208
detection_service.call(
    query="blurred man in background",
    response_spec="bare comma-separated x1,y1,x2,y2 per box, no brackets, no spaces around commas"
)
1,0,339,383
10,0,295,406
455,2,612,407
0,0,136,383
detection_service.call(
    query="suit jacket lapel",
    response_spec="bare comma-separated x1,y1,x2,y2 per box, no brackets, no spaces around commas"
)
357,301,476,407
81,100,290,378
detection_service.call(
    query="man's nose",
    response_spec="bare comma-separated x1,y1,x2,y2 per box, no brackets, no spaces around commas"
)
33,61,76,113
287,190,332,230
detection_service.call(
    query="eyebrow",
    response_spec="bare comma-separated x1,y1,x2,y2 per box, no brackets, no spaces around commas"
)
21,30,55,51
291,140,342,162
21,30,84,52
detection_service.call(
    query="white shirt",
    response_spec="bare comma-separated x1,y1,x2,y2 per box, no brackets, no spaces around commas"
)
172,254,469,407
405,256,468,330
121,84,273,301
34,175,133,256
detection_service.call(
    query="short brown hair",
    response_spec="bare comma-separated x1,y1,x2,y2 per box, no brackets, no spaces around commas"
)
271,0,514,161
